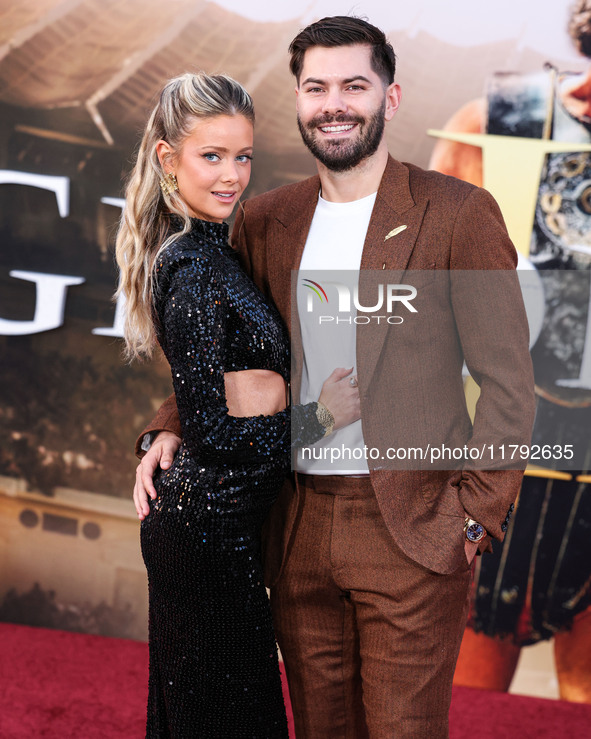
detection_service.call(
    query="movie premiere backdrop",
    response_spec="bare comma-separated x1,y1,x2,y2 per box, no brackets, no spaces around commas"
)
1,0,589,696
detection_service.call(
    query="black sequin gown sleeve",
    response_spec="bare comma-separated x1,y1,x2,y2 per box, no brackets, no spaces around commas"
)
140,219,324,738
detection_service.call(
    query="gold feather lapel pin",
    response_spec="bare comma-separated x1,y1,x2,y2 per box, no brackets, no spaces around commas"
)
384,225,407,241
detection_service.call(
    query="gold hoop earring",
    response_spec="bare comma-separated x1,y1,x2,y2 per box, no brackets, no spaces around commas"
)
160,172,179,196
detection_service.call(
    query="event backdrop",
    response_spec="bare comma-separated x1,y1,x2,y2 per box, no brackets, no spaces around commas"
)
0,0,588,699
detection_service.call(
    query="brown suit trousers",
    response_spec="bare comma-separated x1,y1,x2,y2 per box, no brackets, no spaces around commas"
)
269,474,470,738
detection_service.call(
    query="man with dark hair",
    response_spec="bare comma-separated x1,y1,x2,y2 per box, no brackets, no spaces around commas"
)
288,15,396,87
290,17,395,176
134,16,534,737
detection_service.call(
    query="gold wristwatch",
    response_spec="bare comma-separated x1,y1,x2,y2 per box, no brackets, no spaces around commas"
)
316,402,335,437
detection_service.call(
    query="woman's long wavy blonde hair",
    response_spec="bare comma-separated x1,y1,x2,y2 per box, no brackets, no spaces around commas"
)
115,72,254,361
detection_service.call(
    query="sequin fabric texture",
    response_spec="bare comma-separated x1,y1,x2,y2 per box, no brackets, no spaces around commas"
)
141,218,323,737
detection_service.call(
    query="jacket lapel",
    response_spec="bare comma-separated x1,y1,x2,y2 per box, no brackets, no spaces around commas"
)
267,176,320,400
265,159,429,394
358,157,429,387
266,175,320,328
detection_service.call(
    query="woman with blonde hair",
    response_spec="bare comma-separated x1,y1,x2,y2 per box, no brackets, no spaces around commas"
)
116,71,359,736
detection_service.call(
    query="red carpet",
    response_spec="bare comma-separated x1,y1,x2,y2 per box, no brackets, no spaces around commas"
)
1,623,590,737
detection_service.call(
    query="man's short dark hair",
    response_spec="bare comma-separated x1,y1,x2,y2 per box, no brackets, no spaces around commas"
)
569,0,591,58
289,16,396,87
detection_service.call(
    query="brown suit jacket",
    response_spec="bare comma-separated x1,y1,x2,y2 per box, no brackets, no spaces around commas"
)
139,156,535,576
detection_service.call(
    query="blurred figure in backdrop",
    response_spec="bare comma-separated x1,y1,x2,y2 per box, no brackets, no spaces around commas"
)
430,0,591,703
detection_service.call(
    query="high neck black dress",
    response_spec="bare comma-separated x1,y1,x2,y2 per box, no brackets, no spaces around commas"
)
140,218,324,738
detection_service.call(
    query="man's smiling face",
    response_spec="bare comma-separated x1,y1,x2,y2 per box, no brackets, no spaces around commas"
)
295,44,400,172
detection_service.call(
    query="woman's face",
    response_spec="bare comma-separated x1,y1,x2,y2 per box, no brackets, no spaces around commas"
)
160,114,253,222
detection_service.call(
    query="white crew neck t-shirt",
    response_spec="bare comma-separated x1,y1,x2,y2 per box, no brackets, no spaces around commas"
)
296,191,377,475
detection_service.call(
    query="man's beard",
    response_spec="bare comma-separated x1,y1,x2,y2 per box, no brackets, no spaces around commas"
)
297,99,386,173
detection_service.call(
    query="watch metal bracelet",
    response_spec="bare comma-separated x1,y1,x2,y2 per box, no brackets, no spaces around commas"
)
316,401,335,437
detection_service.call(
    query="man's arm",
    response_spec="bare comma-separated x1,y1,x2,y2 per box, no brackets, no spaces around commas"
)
134,393,181,457
450,187,536,541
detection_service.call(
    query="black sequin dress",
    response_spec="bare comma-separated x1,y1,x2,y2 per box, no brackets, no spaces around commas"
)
140,218,323,738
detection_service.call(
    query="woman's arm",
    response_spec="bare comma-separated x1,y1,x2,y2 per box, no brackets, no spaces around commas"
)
157,252,329,463
134,394,180,458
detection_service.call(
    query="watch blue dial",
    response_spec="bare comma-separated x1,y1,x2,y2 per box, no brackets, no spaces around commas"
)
464,518,486,543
